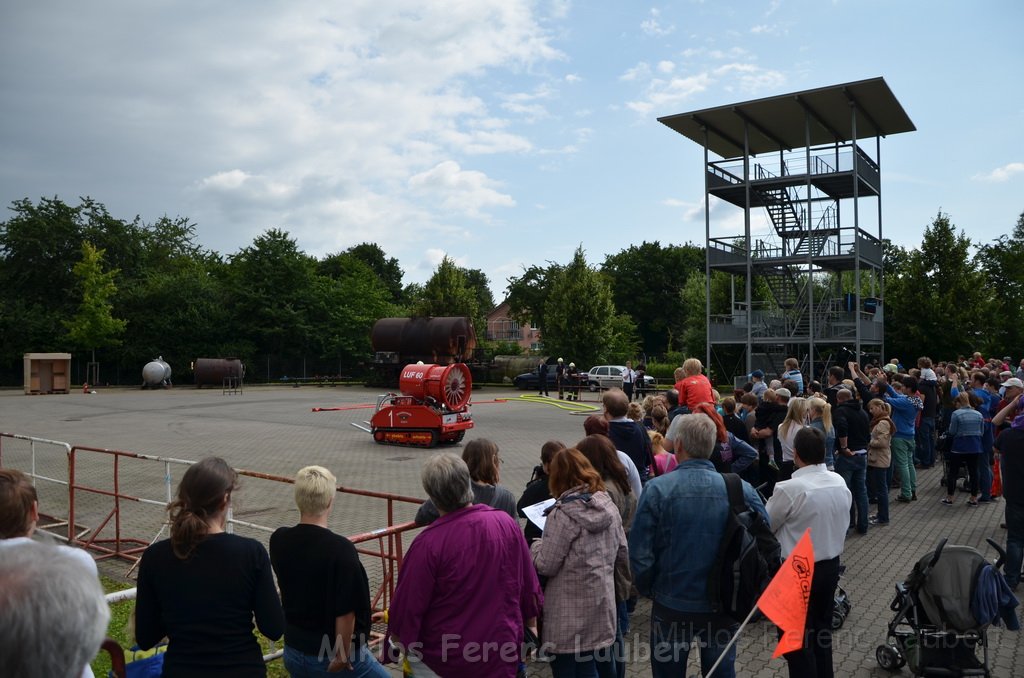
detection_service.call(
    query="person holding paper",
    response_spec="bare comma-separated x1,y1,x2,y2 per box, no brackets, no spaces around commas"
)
517,440,566,544
765,427,852,678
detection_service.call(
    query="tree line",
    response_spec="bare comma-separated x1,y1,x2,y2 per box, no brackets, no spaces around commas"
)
1,197,1020,385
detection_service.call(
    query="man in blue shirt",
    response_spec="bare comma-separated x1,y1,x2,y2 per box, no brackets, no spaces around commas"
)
885,379,919,503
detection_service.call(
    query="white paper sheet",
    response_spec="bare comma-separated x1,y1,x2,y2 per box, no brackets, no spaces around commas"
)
522,498,556,531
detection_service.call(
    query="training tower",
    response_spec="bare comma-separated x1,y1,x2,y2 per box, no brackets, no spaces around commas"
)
660,77,915,384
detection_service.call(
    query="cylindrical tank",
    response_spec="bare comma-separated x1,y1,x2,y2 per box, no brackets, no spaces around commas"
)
193,358,245,388
493,355,549,380
399,363,472,410
142,358,172,386
371,317,477,362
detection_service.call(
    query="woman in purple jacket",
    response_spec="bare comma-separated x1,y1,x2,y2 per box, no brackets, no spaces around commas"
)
386,453,542,678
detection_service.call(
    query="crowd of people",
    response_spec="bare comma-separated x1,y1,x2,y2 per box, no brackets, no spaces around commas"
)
2,351,1020,678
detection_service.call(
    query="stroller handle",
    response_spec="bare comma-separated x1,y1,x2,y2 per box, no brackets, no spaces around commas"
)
986,537,1007,569
924,538,948,573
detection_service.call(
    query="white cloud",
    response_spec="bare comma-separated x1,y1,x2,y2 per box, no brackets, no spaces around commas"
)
641,8,675,37
972,162,1024,183
0,0,563,261
626,73,713,115
565,73,582,83
625,61,785,115
420,248,469,271
409,160,516,217
657,60,676,74
620,62,652,82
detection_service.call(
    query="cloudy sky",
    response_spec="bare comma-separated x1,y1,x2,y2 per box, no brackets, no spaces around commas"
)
2,1,1021,300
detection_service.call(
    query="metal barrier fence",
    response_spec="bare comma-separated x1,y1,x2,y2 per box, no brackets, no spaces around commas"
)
2,432,424,620
0,432,79,540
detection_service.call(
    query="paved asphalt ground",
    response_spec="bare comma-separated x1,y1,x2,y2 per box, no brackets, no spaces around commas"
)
1,385,1020,676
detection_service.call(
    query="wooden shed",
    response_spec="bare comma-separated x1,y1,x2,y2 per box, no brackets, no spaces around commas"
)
24,353,72,394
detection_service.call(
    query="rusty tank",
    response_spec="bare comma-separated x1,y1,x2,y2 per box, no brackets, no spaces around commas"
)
193,358,245,388
371,316,477,364
369,316,477,387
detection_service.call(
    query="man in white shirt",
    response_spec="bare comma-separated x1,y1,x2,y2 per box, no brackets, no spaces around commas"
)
621,361,636,402
766,427,852,678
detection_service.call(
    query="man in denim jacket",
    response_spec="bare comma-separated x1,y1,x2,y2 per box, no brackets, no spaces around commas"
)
629,413,769,678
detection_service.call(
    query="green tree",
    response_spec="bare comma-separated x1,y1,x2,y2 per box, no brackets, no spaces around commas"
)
505,262,562,330
64,242,128,373
415,256,481,328
320,243,405,305
227,229,319,365
601,241,704,355
541,247,635,367
678,270,733,363
460,267,495,318
976,211,1024,355
884,212,989,361
311,258,399,367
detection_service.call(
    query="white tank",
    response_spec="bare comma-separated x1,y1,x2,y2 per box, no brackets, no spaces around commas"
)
142,357,172,386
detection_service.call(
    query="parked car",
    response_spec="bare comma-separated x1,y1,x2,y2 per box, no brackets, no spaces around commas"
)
586,365,656,392
513,369,545,390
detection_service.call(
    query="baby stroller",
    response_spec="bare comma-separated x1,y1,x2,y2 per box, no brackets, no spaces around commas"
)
831,565,852,630
876,538,1016,676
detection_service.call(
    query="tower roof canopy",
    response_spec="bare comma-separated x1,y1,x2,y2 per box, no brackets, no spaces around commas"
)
658,77,915,158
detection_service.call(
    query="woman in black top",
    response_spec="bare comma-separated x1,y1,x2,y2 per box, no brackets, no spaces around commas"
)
136,457,283,677
516,440,567,544
270,465,389,678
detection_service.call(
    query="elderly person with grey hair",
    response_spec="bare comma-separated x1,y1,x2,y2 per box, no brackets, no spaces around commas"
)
0,540,110,678
385,453,542,678
629,414,771,678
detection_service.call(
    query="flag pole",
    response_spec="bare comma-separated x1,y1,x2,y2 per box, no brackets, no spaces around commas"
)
704,604,760,678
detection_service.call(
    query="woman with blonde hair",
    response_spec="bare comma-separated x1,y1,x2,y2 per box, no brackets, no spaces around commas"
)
944,392,985,506
807,397,835,470
867,399,894,526
270,466,389,676
777,397,810,481
532,449,627,677
649,430,677,475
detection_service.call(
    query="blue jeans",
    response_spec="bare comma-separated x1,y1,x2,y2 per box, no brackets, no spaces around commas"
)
916,416,936,466
283,644,390,678
868,466,889,522
1005,501,1024,588
614,600,628,678
836,453,868,533
979,449,994,500
650,613,738,678
549,648,616,678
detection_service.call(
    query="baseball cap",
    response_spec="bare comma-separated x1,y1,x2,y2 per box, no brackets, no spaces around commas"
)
751,369,765,379
1004,378,1024,390
775,387,792,399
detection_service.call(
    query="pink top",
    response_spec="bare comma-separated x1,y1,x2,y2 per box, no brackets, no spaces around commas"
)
654,452,678,475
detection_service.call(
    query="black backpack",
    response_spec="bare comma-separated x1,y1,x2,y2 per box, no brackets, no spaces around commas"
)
708,473,782,622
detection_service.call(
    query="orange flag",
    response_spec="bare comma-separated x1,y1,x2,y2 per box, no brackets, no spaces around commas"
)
757,528,815,658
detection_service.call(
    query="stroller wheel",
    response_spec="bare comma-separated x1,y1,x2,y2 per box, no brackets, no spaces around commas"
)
876,644,904,671
830,610,845,629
